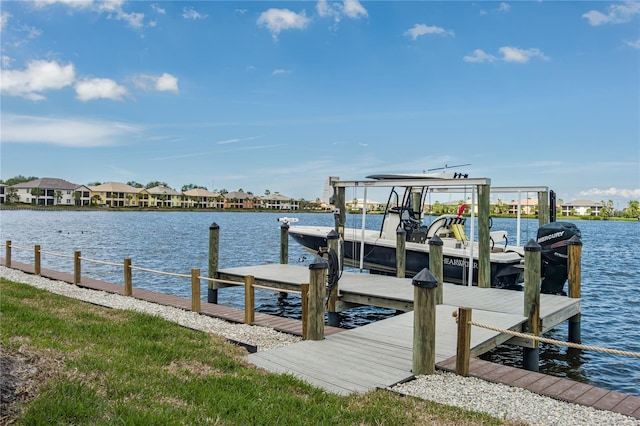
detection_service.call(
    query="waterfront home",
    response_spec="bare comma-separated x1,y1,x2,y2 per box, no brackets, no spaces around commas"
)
182,188,223,209
224,191,256,209
10,178,91,206
146,185,182,208
561,200,603,216
88,182,144,207
260,192,299,210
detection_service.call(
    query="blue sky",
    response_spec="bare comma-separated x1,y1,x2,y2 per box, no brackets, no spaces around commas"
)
1,1,639,207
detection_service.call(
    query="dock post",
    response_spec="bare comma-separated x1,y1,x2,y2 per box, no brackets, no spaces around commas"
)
396,228,406,278
523,239,541,372
244,275,255,325
73,250,81,285
428,236,444,304
5,241,11,268
34,245,41,275
412,268,438,375
334,186,346,238
538,190,549,226
478,184,491,288
301,283,309,340
124,258,132,296
308,254,328,341
455,307,472,377
191,268,201,313
326,230,341,327
568,235,582,343
279,222,290,300
208,223,219,304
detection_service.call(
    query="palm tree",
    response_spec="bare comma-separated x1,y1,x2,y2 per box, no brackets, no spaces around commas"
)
30,187,42,205
54,190,63,205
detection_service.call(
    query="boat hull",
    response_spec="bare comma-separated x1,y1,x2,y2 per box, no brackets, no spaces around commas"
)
289,227,524,289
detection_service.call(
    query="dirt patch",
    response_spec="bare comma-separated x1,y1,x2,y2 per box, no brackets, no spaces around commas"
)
0,344,65,425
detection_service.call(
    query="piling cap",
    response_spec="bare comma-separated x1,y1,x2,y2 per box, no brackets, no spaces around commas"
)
209,222,219,230
326,229,340,240
412,268,438,289
428,235,443,246
567,235,582,246
396,228,406,236
524,239,541,252
309,254,329,270
280,222,290,230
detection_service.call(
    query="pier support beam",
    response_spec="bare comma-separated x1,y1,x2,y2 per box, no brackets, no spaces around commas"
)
478,184,491,288
523,239,541,372
396,229,406,278
308,254,328,341
5,241,11,268
568,235,582,343
327,230,341,327
412,268,438,375
279,222,290,300
428,236,443,305
334,186,346,238
538,190,549,227
208,223,219,304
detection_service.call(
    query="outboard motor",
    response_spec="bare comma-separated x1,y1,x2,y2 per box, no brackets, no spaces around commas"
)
537,222,582,295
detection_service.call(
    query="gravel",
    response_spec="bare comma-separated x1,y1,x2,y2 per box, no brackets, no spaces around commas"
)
2,266,638,426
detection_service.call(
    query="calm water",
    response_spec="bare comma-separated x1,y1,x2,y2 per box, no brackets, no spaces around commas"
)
1,210,638,396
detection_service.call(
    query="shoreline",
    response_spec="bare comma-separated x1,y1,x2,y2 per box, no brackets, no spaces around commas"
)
1,266,637,426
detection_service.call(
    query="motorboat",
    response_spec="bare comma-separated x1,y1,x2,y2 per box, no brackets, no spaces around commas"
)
288,173,580,293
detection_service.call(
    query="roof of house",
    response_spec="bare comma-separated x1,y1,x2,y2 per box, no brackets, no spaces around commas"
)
182,188,219,197
146,185,181,196
11,178,79,190
89,182,143,193
262,192,294,201
224,191,253,200
562,199,602,207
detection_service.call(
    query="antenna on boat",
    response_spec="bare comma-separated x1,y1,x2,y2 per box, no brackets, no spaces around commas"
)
426,163,471,173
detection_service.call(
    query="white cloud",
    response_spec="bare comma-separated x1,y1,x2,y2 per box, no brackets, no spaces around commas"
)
34,0,145,29
342,0,368,19
257,8,310,40
623,39,640,49
499,46,549,63
34,0,93,9
151,3,165,14
404,24,454,40
582,1,640,26
580,187,640,199
75,77,128,101
0,59,75,101
463,49,497,63
272,69,291,76
498,2,511,12
1,11,10,31
183,7,207,20
317,0,367,25
1,55,12,68
0,114,140,147
132,73,179,93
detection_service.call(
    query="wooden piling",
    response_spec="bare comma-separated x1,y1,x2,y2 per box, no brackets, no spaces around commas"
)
428,236,444,304
455,307,472,377
538,190,549,227
478,184,491,288
280,223,289,264
326,230,341,327
568,235,582,343
244,275,255,325
208,223,219,304
396,228,406,278
523,239,541,372
334,186,346,238
301,283,309,340
412,268,438,375
34,245,41,275
191,268,201,313
308,255,327,341
73,250,81,285
124,258,132,296
5,241,11,268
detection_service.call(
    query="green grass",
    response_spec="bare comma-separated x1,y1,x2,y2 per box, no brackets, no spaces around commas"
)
1,278,522,425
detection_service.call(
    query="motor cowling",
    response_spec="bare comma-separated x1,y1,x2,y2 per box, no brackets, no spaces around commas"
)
536,222,582,295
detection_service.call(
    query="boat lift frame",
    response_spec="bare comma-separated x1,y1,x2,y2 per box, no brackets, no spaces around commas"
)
330,176,550,287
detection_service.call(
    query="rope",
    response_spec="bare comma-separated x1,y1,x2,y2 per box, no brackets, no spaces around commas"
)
7,244,29,251
129,265,190,279
79,257,123,267
39,250,74,259
469,320,640,358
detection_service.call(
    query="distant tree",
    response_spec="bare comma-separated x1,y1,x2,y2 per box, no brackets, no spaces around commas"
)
146,181,169,189
181,183,207,192
6,187,19,203
90,194,102,206
54,190,63,204
74,191,82,206
87,181,102,187
30,187,42,205
3,175,38,186
264,189,271,196
219,188,228,195
127,181,144,188
237,188,244,193
623,200,639,218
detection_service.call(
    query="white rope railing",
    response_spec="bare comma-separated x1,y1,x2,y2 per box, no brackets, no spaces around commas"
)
7,244,29,252
39,250,74,259
470,320,640,358
129,265,191,279
79,257,123,267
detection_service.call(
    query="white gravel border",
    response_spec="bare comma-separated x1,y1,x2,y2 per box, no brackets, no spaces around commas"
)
1,266,637,426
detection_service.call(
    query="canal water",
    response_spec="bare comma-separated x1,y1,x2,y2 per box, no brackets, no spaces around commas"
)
1,210,638,396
